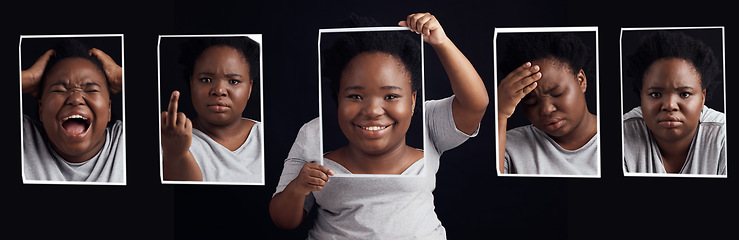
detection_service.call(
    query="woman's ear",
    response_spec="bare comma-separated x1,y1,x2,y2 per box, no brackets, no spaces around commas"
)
411,91,418,115
577,69,587,93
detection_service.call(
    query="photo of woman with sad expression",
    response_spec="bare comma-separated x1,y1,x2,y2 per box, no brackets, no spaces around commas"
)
622,29,726,175
496,30,599,176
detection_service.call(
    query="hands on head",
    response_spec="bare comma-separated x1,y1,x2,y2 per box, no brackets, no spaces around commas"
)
88,48,123,95
21,48,123,98
497,62,541,173
498,62,542,120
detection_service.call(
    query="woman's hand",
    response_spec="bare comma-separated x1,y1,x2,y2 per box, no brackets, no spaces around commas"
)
21,49,55,98
161,91,192,159
497,62,540,173
89,48,123,95
399,12,449,46
161,91,201,181
270,162,334,229
497,62,541,120
285,162,335,196
401,12,488,135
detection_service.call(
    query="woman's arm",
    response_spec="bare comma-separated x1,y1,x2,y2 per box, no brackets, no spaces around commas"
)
270,162,334,229
496,62,541,173
161,91,203,181
400,13,488,135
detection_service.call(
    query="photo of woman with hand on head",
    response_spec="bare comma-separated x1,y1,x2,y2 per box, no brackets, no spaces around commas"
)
496,30,599,176
20,36,125,183
159,36,264,184
622,29,726,175
269,13,488,239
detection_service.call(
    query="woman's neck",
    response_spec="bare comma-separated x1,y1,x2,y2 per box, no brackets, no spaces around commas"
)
193,117,254,151
328,141,422,175
654,127,698,173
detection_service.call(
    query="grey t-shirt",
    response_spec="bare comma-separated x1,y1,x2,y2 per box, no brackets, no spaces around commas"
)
190,120,263,183
622,106,726,175
504,124,599,175
22,115,125,183
273,96,477,239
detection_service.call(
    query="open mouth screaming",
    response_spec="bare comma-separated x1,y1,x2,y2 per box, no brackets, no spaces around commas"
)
61,114,91,136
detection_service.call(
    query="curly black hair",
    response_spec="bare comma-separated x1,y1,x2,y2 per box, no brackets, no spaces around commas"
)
322,14,421,103
625,31,720,97
499,32,593,83
178,36,260,85
39,38,109,98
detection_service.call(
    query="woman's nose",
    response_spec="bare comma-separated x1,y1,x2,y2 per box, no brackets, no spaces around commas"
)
661,94,679,112
539,98,556,116
361,98,385,117
210,80,228,96
65,89,85,105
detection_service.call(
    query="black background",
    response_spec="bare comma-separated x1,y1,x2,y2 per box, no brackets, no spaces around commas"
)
5,0,736,239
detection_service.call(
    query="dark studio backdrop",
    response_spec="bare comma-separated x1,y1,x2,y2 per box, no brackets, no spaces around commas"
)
4,0,736,239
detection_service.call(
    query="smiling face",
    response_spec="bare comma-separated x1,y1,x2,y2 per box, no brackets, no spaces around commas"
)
190,45,252,126
336,52,417,155
39,57,111,163
522,57,589,139
640,58,705,144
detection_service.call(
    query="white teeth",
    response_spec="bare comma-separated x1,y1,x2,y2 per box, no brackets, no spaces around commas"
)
63,115,88,121
361,125,388,131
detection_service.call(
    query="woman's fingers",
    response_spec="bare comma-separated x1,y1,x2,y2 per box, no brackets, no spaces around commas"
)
502,62,541,92
89,48,123,94
167,91,180,126
300,163,335,189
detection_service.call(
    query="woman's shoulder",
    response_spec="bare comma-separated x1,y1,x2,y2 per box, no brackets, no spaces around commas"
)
623,106,643,121
700,106,725,124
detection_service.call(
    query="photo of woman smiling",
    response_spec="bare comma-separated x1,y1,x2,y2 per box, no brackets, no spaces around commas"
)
496,30,599,176
622,29,726,175
20,36,124,183
270,13,488,238
159,36,264,184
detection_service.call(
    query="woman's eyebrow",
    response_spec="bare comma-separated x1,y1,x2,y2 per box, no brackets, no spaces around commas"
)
344,85,364,91
196,72,243,78
225,73,243,78
542,85,560,94
381,86,403,90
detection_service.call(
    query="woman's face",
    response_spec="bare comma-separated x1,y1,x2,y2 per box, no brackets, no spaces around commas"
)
336,52,417,155
640,58,705,144
522,57,589,139
190,45,252,126
38,57,111,163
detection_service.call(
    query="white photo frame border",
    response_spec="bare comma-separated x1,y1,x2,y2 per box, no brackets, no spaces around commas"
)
493,26,601,178
19,34,127,186
317,26,427,178
619,26,727,178
157,34,266,185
